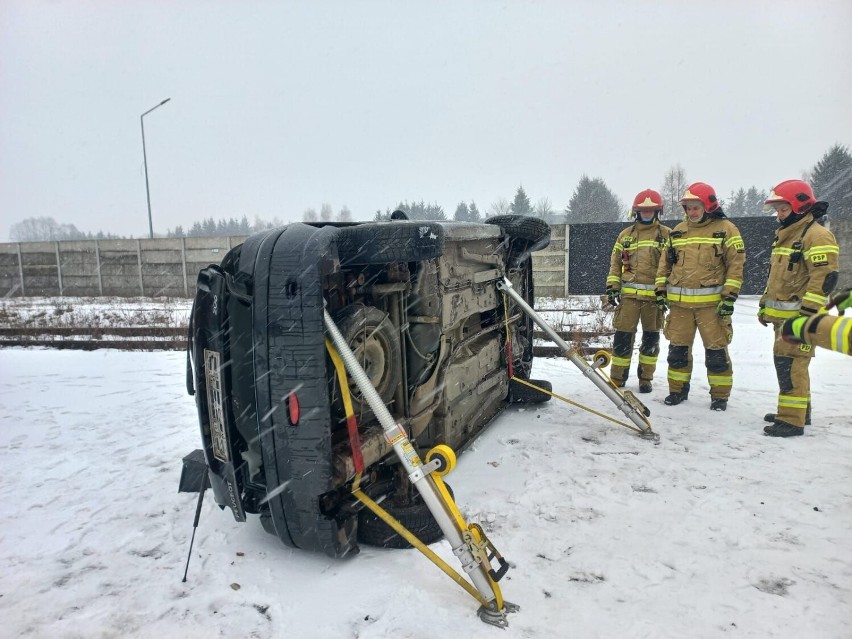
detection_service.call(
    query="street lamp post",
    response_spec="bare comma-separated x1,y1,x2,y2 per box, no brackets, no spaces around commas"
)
141,98,171,239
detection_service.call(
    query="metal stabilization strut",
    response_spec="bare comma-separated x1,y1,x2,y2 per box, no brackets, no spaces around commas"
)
323,308,518,627
497,277,658,440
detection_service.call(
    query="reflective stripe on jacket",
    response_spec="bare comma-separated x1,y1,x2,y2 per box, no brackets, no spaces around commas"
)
655,217,746,307
760,213,840,320
606,220,671,298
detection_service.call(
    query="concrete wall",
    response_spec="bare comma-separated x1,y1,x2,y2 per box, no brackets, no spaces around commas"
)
531,224,567,298
0,236,246,298
1,219,849,298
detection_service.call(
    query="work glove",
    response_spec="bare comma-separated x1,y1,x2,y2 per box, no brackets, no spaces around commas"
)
655,291,669,312
606,288,621,307
780,315,808,345
757,305,768,327
716,296,735,317
826,287,852,314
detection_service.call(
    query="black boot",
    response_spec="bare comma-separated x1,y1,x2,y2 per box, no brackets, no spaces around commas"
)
764,410,811,426
639,381,653,393
664,383,689,406
764,420,804,437
710,398,727,411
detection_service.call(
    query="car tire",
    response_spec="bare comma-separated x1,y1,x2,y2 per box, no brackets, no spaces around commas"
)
485,215,551,250
357,485,453,549
510,378,553,403
333,304,401,415
336,221,445,265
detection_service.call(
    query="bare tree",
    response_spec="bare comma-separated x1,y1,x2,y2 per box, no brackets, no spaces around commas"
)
534,197,554,219
337,206,353,222
303,208,318,223
660,163,689,220
488,198,511,217
320,202,333,222
9,216,87,241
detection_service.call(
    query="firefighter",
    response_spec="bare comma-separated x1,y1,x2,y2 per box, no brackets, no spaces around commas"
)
655,182,745,411
605,189,671,392
780,288,852,356
758,180,840,437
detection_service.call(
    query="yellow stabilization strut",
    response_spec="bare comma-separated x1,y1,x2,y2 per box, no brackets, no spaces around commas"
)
325,340,507,613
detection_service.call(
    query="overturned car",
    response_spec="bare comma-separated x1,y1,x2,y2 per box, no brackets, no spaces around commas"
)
183,215,552,558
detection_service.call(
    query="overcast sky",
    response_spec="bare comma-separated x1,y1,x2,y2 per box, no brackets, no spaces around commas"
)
1,0,851,240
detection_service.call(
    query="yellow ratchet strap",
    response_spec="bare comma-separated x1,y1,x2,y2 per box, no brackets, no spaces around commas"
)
351,487,491,607
326,339,356,420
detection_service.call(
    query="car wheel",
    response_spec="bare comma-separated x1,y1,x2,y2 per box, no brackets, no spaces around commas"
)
509,378,552,403
485,214,551,250
333,304,402,414
336,221,445,265
357,485,453,549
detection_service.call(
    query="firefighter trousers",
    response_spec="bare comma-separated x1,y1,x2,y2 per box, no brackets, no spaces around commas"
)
664,304,734,400
610,297,663,384
771,321,814,427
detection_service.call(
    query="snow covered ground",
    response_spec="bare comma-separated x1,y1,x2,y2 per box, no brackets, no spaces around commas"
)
1,296,850,639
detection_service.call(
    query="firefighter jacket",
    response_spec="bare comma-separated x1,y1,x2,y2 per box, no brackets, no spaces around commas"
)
795,314,852,356
759,213,840,321
606,220,671,299
655,216,745,307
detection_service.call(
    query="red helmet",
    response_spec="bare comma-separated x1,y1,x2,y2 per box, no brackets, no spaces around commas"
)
679,182,720,214
764,179,816,214
632,188,664,213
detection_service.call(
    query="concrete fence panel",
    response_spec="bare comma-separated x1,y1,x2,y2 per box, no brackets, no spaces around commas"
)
0,220,848,298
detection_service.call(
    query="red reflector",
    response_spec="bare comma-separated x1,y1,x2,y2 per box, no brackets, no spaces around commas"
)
288,393,300,426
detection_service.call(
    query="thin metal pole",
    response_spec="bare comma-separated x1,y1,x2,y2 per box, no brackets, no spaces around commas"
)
563,224,570,297
55,241,64,297
16,243,25,296
140,98,170,240
141,116,153,239
181,237,188,297
137,239,144,296
95,240,103,296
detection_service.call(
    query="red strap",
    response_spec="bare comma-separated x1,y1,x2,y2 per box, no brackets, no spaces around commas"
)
346,415,364,474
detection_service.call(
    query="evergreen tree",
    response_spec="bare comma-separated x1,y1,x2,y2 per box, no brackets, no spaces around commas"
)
394,200,446,221
565,176,623,223
726,188,748,217
726,186,769,217
468,201,481,222
454,202,470,221
810,143,852,218
510,185,532,216
743,186,768,216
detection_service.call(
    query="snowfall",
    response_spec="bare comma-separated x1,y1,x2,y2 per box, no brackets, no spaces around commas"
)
1,296,850,639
